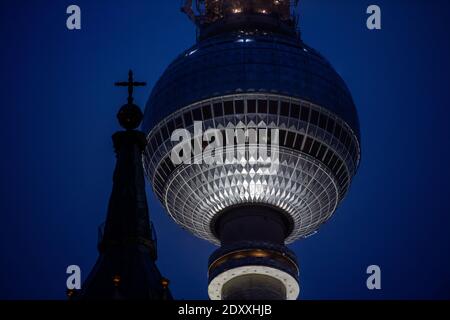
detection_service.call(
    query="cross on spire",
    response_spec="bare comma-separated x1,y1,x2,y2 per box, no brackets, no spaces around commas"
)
115,70,146,104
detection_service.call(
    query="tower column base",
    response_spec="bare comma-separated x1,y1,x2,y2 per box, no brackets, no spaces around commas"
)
208,205,300,300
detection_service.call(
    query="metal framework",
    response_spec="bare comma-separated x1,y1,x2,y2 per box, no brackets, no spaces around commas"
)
182,0,300,26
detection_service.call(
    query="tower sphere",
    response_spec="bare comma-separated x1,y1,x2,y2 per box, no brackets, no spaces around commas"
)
143,0,361,300
143,32,360,244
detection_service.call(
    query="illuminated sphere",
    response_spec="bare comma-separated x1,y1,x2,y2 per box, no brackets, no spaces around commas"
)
142,31,361,245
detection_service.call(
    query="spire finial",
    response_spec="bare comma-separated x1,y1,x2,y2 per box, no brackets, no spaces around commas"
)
115,69,147,104
114,70,146,130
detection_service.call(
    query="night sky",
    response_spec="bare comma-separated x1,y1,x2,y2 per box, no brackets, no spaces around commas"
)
1,0,450,300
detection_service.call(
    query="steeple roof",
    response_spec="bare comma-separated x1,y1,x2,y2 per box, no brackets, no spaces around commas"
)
75,71,172,300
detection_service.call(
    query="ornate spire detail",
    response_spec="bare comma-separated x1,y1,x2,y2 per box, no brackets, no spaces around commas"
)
114,70,146,130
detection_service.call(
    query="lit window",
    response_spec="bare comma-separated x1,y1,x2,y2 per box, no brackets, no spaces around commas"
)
236,38,254,43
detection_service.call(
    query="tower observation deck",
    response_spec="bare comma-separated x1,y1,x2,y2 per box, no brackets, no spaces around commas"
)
143,0,361,300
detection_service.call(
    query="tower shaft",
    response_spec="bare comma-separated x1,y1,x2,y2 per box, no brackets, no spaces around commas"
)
209,205,299,300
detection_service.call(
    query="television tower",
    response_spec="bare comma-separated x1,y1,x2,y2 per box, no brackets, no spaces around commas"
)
143,0,361,300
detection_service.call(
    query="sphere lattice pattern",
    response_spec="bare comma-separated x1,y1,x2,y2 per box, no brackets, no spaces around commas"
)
144,94,360,244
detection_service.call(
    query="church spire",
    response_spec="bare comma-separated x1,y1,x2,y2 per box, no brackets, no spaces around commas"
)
98,70,153,256
76,70,172,300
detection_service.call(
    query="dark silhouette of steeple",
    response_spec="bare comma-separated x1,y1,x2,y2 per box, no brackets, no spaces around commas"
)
74,70,172,300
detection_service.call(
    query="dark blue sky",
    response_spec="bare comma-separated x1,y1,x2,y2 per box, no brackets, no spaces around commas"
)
1,0,450,300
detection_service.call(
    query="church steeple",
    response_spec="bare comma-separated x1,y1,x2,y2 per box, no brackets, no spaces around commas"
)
99,70,153,257
75,70,172,300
